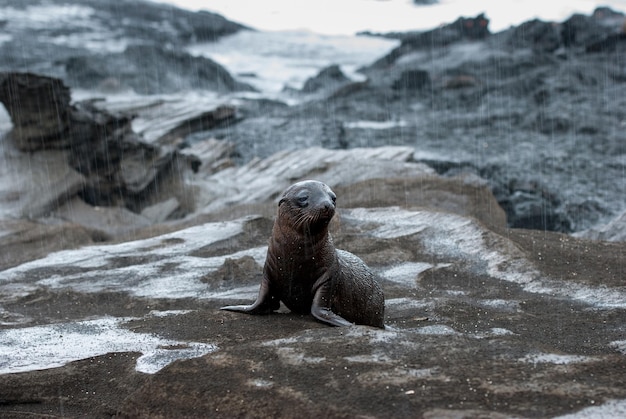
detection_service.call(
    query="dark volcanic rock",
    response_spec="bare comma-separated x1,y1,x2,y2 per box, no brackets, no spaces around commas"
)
0,73,72,150
66,45,255,94
561,13,612,48
422,161,571,233
506,19,561,53
585,33,626,53
370,13,490,68
0,0,250,90
82,0,250,43
301,64,351,94
0,0,248,46
592,6,626,31
338,9,626,235
502,180,570,232
0,72,205,232
392,69,432,91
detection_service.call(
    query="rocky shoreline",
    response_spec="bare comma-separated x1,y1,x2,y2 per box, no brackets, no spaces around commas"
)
0,1,625,417
1,2,624,237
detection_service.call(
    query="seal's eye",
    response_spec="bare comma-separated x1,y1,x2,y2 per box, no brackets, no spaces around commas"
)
295,191,309,207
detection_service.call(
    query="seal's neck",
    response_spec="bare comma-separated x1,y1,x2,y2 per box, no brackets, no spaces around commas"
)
272,220,331,258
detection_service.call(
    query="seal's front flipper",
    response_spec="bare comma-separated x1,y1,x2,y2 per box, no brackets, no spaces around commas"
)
311,306,353,327
221,277,279,315
311,282,353,327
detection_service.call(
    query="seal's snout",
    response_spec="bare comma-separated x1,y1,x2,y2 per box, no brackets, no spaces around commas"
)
318,203,335,222
313,198,335,221
314,185,336,220
326,189,337,210
317,191,336,215
320,195,335,211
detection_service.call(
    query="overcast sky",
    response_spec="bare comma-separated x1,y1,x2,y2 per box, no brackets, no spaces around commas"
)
157,0,626,35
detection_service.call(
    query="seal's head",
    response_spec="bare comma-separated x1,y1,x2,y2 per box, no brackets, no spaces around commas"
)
278,180,336,233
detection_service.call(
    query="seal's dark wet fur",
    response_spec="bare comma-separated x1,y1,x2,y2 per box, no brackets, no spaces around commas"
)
221,180,385,328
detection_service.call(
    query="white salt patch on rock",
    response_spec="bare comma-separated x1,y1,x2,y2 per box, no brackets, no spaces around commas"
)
0,317,216,374
359,366,447,386
487,328,515,336
379,262,451,287
0,220,269,302
344,120,407,130
478,299,520,311
147,310,194,318
209,285,260,300
262,333,331,366
555,399,626,419
35,264,160,295
248,378,274,388
610,340,626,354
344,353,392,363
275,347,325,366
400,367,442,380
131,262,217,299
346,326,400,344
0,220,245,276
385,297,434,310
136,342,215,374
520,353,593,365
343,208,626,309
262,336,306,347
415,325,459,336
474,328,516,338
349,208,535,285
380,262,433,285
524,281,626,309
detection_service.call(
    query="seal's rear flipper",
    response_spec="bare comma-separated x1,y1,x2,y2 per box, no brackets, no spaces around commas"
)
220,304,269,314
220,295,280,314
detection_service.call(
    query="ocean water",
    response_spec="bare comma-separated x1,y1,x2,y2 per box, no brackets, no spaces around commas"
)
186,30,398,97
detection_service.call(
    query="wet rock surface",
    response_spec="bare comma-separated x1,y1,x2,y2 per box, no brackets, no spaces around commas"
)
0,195,624,417
0,2,625,418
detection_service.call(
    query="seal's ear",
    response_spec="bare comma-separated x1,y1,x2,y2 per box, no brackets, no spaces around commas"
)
278,197,286,207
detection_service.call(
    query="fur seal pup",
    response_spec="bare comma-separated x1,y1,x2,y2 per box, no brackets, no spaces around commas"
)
221,180,385,328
